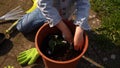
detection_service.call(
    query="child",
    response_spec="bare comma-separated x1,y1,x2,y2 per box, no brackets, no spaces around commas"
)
16,0,90,51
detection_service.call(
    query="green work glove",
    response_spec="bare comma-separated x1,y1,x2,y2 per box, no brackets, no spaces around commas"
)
17,48,40,65
4,65,14,68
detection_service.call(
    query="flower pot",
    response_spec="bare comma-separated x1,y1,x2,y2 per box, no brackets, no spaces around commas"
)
35,20,89,68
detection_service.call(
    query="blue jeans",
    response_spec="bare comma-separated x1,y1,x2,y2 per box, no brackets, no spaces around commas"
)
38,0,90,30
16,8,46,33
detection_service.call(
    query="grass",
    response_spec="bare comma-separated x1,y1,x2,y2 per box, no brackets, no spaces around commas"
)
90,0,120,48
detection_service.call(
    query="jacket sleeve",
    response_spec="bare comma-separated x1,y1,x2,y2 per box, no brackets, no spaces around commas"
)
74,0,91,30
37,0,62,27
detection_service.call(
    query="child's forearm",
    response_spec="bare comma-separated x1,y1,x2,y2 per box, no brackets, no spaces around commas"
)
74,26,84,50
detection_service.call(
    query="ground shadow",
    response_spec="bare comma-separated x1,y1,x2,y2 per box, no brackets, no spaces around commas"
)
31,58,45,68
0,20,15,25
76,30,120,68
9,26,36,42
23,31,37,42
0,39,13,56
22,25,44,42
21,57,45,68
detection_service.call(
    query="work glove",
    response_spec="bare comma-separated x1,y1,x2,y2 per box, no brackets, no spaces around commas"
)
17,48,40,65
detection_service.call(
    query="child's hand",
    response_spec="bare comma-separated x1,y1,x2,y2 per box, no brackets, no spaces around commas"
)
74,26,84,51
56,20,73,43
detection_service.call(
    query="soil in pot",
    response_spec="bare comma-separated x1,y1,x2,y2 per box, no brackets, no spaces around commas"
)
40,34,82,61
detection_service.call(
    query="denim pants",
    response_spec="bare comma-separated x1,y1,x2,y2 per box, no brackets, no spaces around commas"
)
16,8,46,33
38,0,90,30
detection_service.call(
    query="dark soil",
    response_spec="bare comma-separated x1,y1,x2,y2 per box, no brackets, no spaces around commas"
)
41,34,81,61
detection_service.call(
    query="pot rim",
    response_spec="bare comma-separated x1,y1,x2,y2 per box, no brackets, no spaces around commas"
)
35,25,89,64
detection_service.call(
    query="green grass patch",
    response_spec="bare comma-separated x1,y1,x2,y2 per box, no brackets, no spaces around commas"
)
90,0,120,47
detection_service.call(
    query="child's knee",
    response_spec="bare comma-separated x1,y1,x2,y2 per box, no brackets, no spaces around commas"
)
16,22,27,33
16,19,32,33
